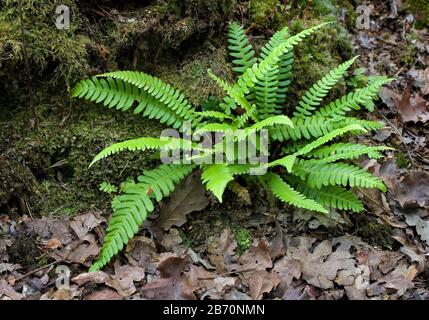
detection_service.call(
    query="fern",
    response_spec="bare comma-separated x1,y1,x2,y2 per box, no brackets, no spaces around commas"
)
90,164,195,271
293,57,358,118
265,173,328,213
227,22,257,74
72,21,393,271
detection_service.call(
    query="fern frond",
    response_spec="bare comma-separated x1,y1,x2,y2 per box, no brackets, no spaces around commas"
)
293,160,386,191
307,143,393,162
72,76,196,130
194,111,234,120
227,22,257,74
270,116,384,141
259,27,294,106
201,164,234,202
265,173,328,213
98,71,197,125
292,180,364,212
89,137,181,168
90,164,195,271
316,77,394,117
234,22,332,95
293,56,358,118
250,115,294,131
99,182,118,194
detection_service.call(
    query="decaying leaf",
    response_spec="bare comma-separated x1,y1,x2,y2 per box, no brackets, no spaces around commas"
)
84,288,123,300
141,256,197,300
238,239,272,272
207,228,238,273
161,228,183,251
242,270,280,300
106,262,145,297
394,90,429,123
70,211,105,240
393,171,429,208
157,171,209,230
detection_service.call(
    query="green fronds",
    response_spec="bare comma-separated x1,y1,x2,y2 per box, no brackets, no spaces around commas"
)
270,116,384,141
90,164,195,271
250,115,294,131
293,181,364,212
99,182,118,194
292,124,366,157
194,111,234,120
201,164,234,202
89,137,176,168
227,22,257,74
316,77,394,117
293,160,387,191
72,75,196,130
265,173,328,214
294,57,358,118
307,143,393,162
234,22,332,95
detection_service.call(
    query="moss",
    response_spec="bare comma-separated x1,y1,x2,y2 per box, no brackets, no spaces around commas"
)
0,0,93,89
406,0,429,29
0,98,163,216
396,152,409,169
359,222,394,248
154,46,234,105
233,227,252,255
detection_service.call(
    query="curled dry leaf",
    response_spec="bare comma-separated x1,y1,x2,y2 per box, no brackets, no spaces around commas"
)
393,171,429,208
141,255,197,300
242,270,280,300
207,228,237,273
106,262,145,297
238,239,272,272
72,271,109,286
84,288,123,300
157,170,209,230
70,211,105,240
394,90,429,123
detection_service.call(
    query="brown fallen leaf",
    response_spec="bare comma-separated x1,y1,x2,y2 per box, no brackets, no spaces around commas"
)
394,90,429,123
393,171,429,208
269,222,286,259
207,228,238,273
242,270,280,300
238,239,272,272
0,279,23,300
160,228,182,251
106,262,145,297
157,170,209,230
25,217,73,246
70,211,105,240
272,257,301,288
141,256,197,300
72,271,109,286
84,288,123,300
125,236,160,273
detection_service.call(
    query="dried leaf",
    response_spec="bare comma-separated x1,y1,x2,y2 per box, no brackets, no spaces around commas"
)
70,212,105,240
242,270,280,300
395,91,429,123
238,239,272,271
72,271,109,286
141,256,197,300
84,288,123,300
106,262,145,297
207,228,237,273
157,171,209,230
394,171,429,208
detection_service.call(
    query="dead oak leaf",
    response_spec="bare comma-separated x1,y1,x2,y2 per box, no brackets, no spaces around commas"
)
70,211,105,240
393,171,429,209
106,262,145,297
157,171,209,230
141,256,197,300
395,90,429,123
84,288,123,300
207,228,238,273
238,239,272,272
242,270,280,300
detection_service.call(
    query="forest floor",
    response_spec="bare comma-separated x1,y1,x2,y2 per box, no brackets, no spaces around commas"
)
1,1,428,300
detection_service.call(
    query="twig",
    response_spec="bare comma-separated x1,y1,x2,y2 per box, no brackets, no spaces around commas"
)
18,0,38,129
15,260,63,282
376,108,415,166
